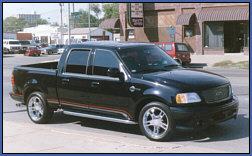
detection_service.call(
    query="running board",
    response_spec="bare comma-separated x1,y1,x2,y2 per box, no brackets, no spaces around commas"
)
63,110,138,125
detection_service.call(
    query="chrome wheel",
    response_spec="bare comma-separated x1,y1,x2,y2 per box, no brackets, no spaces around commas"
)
28,96,44,121
143,107,169,139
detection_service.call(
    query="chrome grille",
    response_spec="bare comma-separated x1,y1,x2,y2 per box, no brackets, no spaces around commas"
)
201,85,231,103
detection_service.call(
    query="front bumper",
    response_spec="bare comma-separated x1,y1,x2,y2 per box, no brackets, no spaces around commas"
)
170,96,239,129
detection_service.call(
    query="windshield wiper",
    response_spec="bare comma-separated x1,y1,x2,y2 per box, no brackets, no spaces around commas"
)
135,68,168,73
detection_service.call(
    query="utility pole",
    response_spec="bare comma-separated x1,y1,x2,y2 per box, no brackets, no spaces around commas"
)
72,3,75,28
88,3,91,41
68,3,71,45
59,3,64,44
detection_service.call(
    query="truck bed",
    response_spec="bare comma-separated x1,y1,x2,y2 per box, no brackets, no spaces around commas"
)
12,61,59,103
21,61,58,70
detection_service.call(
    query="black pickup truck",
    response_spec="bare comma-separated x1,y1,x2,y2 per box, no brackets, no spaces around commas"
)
10,42,238,141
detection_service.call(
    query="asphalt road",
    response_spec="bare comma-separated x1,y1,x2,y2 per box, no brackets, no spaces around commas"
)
3,54,249,153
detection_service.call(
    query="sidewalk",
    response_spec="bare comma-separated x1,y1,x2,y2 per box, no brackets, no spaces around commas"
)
3,120,226,153
190,53,249,67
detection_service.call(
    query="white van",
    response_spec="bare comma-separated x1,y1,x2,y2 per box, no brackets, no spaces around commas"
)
3,39,22,54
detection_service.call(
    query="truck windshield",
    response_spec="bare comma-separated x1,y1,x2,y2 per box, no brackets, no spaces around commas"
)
175,43,189,52
117,45,180,74
9,41,20,45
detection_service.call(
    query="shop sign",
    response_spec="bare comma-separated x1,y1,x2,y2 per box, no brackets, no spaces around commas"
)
128,29,135,39
128,3,144,27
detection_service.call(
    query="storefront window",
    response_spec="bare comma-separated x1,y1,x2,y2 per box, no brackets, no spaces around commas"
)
204,22,224,49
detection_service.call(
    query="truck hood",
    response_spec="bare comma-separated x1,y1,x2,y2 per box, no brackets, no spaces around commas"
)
142,68,230,92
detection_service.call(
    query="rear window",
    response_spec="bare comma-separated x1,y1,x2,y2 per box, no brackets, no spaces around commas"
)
164,44,172,51
65,50,90,74
175,43,189,52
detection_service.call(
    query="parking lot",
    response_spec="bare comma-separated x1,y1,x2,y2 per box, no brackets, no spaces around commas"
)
3,54,249,153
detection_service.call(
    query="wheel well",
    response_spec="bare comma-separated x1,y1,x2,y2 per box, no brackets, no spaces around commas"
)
135,98,166,122
24,87,41,104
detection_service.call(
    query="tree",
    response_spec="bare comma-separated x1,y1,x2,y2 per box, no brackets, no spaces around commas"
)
90,3,101,19
75,9,101,28
29,19,48,27
3,17,26,32
3,17,49,32
102,3,119,20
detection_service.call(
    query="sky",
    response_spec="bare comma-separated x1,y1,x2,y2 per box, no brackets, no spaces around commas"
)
3,3,104,24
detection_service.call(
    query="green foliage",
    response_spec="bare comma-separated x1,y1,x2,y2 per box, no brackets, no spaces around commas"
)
213,60,249,69
3,17,26,32
102,3,119,20
75,10,101,28
3,17,48,32
90,4,101,19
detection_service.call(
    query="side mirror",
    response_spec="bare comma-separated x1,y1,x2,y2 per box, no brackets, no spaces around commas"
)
107,68,120,78
174,58,182,64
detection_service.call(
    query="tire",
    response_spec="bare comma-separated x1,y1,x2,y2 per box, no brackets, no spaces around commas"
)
26,91,53,124
139,102,175,141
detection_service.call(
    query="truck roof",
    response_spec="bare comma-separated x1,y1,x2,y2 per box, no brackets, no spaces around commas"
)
68,41,154,49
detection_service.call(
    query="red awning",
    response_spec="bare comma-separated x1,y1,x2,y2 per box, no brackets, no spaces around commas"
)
198,7,249,21
176,13,195,25
99,18,120,29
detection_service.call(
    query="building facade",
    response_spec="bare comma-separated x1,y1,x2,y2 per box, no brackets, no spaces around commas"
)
119,3,249,55
13,12,41,23
21,24,67,44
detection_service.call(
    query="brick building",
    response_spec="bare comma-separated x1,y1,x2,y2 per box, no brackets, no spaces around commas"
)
119,3,249,55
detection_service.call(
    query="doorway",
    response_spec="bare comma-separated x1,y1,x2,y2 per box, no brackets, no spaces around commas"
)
224,21,246,53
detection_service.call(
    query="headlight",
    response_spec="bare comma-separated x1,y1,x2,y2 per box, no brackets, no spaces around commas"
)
176,92,201,104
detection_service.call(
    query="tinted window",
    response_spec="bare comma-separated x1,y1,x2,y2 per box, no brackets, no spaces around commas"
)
66,50,90,74
164,44,172,51
93,50,119,76
9,41,20,44
19,41,30,45
175,43,189,52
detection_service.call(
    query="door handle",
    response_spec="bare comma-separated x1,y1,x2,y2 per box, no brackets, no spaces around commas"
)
62,78,70,85
91,81,99,87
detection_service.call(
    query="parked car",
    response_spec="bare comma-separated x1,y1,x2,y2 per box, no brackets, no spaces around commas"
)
24,46,41,56
56,44,65,50
29,40,43,48
19,40,32,54
57,45,67,54
153,42,191,65
42,44,64,55
10,42,238,141
3,39,22,54
3,47,9,54
39,43,48,49
41,44,57,55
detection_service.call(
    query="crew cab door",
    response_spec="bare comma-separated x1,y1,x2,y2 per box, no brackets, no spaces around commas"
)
87,49,132,120
57,49,92,110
